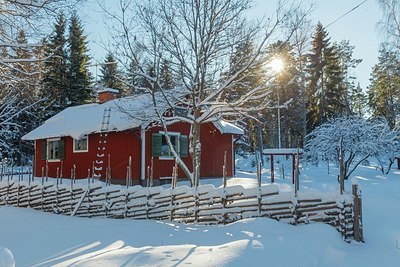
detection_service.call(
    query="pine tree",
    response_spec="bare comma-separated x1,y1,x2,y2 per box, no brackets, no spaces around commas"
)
67,13,91,106
368,48,400,128
306,23,348,132
40,13,69,118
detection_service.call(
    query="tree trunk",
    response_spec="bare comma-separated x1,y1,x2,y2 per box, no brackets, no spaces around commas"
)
190,120,201,188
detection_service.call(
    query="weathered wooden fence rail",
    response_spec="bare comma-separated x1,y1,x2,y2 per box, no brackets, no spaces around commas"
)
0,180,363,242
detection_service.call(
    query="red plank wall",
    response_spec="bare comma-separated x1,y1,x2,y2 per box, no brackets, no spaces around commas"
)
34,123,234,183
35,130,141,182
145,122,233,180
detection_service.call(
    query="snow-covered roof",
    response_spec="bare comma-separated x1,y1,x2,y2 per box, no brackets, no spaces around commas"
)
97,88,119,94
213,120,244,135
22,93,243,140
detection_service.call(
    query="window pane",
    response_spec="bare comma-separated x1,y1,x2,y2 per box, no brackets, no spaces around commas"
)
160,135,178,157
75,137,88,151
47,140,59,160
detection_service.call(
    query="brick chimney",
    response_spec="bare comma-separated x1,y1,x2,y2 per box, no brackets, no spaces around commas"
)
97,88,119,103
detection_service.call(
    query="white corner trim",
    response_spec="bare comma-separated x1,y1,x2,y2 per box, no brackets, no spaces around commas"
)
141,128,146,181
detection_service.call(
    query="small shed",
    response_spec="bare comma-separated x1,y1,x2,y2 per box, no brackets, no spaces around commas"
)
22,90,243,185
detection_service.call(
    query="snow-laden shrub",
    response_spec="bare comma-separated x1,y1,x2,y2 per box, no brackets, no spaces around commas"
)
305,117,400,179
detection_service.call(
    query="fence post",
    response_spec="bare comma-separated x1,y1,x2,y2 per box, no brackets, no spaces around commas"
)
73,165,76,184
170,161,178,221
270,155,274,183
10,158,14,181
295,148,300,193
150,157,154,187
60,161,63,185
194,188,199,224
45,159,49,182
105,188,109,218
17,179,20,207
0,158,5,182
147,166,150,187
106,154,111,185
41,179,44,211
352,183,364,242
70,169,74,215
27,181,31,208
32,155,35,182
222,153,228,223
339,137,345,194
257,161,262,215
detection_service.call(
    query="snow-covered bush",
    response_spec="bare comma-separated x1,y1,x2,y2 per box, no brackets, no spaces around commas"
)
306,117,400,179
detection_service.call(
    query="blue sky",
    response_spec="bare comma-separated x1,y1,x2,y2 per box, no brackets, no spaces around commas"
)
80,0,382,89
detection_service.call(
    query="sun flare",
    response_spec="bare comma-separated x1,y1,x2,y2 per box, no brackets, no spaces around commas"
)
270,57,284,73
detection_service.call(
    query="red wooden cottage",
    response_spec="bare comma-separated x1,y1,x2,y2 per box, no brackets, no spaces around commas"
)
22,89,243,185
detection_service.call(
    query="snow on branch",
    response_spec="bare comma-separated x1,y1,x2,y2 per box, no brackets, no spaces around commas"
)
306,116,400,179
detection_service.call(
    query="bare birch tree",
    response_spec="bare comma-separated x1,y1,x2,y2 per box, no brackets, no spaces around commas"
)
378,0,400,50
104,0,309,186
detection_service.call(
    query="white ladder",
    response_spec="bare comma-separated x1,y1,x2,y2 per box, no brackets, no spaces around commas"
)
94,107,112,179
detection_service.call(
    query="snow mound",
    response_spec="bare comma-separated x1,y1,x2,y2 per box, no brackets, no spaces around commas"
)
0,246,15,267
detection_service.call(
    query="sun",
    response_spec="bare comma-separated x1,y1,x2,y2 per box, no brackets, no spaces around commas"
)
270,57,284,73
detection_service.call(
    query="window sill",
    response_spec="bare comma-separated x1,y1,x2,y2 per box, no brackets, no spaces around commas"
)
47,159,61,163
73,150,88,153
159,156,175,160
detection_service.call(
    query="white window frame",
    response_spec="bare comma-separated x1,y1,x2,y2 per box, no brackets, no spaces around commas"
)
73,136,89,153
159,131,180,160
47,138,61,162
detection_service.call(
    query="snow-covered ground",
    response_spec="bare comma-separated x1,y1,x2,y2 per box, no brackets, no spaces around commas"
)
0,156,399,266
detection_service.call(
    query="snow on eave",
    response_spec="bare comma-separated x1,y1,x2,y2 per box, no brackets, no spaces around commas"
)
97,88,119,94
213,120,244,135
22,93,169,141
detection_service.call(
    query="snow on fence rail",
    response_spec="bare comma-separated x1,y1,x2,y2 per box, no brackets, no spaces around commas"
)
0,179,363,242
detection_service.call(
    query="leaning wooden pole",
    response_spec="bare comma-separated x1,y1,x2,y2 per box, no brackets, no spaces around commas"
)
352,183,364,242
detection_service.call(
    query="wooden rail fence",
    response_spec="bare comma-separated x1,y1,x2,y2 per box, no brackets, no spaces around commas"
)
0,179,364,242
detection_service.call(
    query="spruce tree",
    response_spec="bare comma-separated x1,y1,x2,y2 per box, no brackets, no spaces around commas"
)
67,13,91,106
40,13,69,118
306,23,347,132
99,52,124,91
